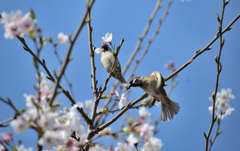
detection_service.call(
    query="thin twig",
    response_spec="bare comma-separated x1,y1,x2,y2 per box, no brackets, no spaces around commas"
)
97,0,163,127
0,97,19,114
87,39,125,141
96,103,144,116
87,7,98,125
87,93,148,139
165,13,240,82
208,119,222,151
127,0,172,84
49,0,96,106
0,117,15,127
53,44,76,99
205,1,227,151
16,36,92,125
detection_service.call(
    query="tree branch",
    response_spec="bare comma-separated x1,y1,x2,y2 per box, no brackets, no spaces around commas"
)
16,36,92,125
165,13,240,82
49,0,96,106
205,1,227,150
96,0,163,127
88,93,148,139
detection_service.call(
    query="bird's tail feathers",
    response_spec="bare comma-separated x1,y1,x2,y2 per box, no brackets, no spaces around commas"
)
160,98,180,122
117,74,129,91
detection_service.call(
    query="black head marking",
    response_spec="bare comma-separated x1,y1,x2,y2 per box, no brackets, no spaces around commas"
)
129,77,143,87
102,44,109,51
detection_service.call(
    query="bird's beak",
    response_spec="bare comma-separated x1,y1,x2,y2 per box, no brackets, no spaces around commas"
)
127,84,131,90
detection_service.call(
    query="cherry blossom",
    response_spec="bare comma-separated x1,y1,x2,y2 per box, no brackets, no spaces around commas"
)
95,47,103,54
119,93,127,109
11,116,29,134
89,144,107,151
85,99,94,110
1,132,13,143
1,10,37,39
126,134,138,145
57,32,68,44
114,142,133,151
139,123,154,139
142,137,163,151
0,145,5,151
38,131,63,150
111,90,119,97
102,33,112,42
15,144,33,151
138,107,151,123
208,88,235,119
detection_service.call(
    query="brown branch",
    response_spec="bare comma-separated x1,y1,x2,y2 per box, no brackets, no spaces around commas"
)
96,103,144,116
121,0,162,77
127,0,172,84
205,1,227,151
49,0,96,106
86,38,125,141
97,0,163,127
0,117,15,127
52,43,75,100
87,93,148,140
208,119,222,151
0,97,18,113
165,13,240,82
0,97,21,126
16,36,92,125
106,0,163,96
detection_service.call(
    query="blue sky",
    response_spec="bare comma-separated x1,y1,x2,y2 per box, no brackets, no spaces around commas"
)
0,0,240,150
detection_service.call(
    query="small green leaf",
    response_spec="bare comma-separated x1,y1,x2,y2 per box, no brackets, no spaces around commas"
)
52,103,61,108
203,132,207,138
215,55,218,62
207,46,213,50
218,26,221,33
222,38,225,46
18,108,26,114
42,58,45,64
219,62,222,71
227,26,232,31
0,124,9,127
39,35,43,46
116,45,121,54
112,133,118,139
216,13,220,22
86,17,92,23
30,9,36,20
12,147,18,151
60,87,64,92
195,49,201,53
226,0,230,5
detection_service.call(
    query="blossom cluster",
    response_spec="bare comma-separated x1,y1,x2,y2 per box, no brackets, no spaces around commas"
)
1,10,40,39
6,73,88,150
95,33,113,54
208,88,235,119
117,107,162,151
89,107,163,151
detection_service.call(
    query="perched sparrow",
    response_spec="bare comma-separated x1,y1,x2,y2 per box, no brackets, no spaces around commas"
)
100,42,129,91
129,71,180,121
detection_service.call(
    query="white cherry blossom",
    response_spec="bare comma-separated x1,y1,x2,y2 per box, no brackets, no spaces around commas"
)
102,33,112,42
